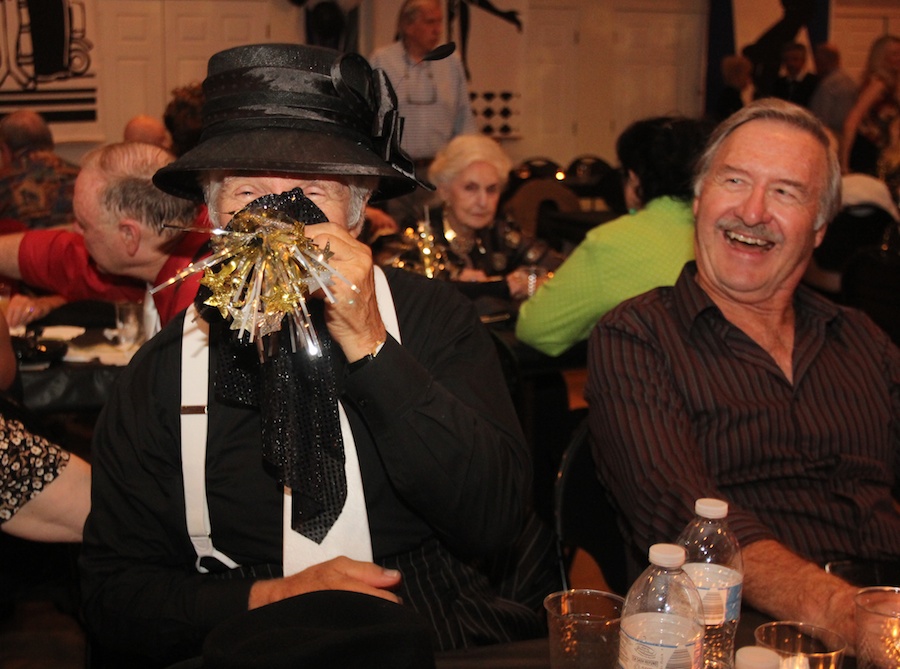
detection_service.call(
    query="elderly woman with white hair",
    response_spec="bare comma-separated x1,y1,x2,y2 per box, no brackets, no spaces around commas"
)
409,133,561,299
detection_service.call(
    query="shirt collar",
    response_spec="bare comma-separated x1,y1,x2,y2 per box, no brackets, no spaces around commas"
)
672,261,844,340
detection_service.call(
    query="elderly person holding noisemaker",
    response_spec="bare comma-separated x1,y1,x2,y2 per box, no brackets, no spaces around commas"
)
79,43,551,668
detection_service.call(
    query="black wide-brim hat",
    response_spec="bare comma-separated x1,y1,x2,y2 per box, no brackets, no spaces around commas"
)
153,43,430,203
199,591,436,669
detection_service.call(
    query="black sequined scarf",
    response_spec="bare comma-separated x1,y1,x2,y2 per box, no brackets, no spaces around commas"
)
194,189,347,543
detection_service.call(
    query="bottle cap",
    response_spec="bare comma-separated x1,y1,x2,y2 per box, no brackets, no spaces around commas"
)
734,645,780,669
648,543,686,568
695,498,728,519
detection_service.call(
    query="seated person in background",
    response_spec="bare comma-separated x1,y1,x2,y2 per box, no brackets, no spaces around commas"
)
81,43,548,667
803,173,900,296
123,114,172,150
587,99,898,651
0,110,79,229
0,142,207,334
0,308,90,543
516,116,711,356
379,133,562,301
164,82,204,158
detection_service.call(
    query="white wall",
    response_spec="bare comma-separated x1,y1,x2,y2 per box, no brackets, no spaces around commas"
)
56,0,900,169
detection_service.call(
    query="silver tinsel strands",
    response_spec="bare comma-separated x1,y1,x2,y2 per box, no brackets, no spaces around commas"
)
150,188,359,358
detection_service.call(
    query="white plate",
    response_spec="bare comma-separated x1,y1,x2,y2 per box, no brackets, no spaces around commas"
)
63,343,134,366
40,326,86,341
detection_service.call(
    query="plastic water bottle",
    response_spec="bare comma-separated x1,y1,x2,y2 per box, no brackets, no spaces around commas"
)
677,498,744,669
619,543,704,669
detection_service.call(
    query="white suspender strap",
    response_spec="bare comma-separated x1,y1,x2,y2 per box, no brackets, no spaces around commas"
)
181,306,239,573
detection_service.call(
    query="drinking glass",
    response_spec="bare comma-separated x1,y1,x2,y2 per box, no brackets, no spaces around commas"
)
115,301,144,350
544,589,623,669
754,621,846,669
855,586,900,669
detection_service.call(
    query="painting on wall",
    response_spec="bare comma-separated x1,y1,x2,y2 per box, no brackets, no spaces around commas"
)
446,0,525,139
0,0,99,141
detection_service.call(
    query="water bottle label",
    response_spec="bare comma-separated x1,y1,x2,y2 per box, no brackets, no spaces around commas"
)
619,613,702,669
683,563,742,625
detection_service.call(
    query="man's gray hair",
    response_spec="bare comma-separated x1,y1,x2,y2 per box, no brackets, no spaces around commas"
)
397,0,439,36
693,98,841,230
83,142,198,234
202,173,375,234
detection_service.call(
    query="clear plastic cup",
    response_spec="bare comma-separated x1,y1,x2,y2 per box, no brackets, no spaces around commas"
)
544,589,624,669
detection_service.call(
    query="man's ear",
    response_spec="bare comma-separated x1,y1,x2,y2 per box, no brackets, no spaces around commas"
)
119,219,142,256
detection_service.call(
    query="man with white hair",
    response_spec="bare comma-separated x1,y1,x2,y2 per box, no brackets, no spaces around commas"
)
0,142,207,333
80,43,551,668
588,99,900,652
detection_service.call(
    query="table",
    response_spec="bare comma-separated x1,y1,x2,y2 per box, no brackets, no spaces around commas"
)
19,328,133,415
433,609,858,669
436,637,549,668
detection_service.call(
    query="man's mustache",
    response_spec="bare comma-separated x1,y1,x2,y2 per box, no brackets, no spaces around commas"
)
714,218,783,245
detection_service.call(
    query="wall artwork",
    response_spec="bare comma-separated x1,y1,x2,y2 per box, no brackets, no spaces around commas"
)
446,0,525,139
0,0,98,141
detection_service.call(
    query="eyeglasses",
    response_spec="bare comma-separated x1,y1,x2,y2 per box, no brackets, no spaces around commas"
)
403,63,437,106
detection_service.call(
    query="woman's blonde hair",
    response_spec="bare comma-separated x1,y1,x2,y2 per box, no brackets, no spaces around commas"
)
862,34,900,90
428,134,513,191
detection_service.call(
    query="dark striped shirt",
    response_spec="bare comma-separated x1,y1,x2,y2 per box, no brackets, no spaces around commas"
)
587,262,900,579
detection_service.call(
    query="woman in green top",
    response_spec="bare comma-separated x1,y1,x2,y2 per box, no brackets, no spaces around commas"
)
516,116,711,356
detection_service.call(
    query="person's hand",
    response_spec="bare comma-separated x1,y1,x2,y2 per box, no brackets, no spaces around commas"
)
457,268,490,283
247,556,402,610
506,267,550,300
5,294,65,329
307,223,387,362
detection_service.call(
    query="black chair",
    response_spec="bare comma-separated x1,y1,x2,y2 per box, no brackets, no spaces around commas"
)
502,179,580,237
562,155,614,202
554,418,629,595
512,156,562,183
842,223,900,346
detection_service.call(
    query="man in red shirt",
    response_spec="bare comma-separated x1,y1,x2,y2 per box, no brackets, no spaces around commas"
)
0,142,210,332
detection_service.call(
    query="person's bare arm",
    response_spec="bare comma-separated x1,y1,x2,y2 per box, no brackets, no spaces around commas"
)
743,539,858,653
841,79,886,172
2,454,91,543
0,232,25,280
0,309,16,391
248,556,402,609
